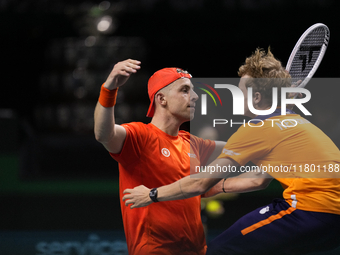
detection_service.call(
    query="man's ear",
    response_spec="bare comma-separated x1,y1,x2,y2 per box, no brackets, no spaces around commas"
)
155,92,167,106
253,92,262,105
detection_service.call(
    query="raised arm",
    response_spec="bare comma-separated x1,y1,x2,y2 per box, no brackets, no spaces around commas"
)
94,59,141,153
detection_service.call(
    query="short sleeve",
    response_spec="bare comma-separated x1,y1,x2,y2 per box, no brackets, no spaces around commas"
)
217,126,272,166
109,122,148,167
191,135,216,166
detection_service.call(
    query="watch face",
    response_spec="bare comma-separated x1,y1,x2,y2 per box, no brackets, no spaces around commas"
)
150,189,157,196
150,188,158,202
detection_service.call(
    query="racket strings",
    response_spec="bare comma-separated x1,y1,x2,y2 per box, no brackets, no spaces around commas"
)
290,28,326,83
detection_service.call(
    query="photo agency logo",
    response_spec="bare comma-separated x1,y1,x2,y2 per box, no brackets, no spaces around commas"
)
193,78,312,129
197,82,223,114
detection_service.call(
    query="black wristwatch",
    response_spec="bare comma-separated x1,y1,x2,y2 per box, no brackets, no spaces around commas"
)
149,188,159,203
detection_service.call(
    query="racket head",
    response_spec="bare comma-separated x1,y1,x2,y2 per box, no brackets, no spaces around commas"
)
286,23,330,88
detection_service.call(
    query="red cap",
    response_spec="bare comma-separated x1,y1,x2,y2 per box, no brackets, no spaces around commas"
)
146,68,192,117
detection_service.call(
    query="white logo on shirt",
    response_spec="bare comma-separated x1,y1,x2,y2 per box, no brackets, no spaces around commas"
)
187,153,197,158
259,206,270,214
222,149,240,156
161,148,170,157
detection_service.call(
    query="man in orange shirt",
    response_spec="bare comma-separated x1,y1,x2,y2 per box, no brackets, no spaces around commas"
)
94,59,225,254
123,50,340,254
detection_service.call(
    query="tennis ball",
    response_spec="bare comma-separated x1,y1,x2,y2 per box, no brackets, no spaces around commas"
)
205,200,224,218
206,200,221,212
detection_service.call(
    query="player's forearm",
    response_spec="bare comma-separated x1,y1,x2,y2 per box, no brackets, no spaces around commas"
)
222,174,272,193
202,180,224,198
223,178,258,193
203,171,273,197
94,77,120,142
157,174,222,202
157,158,238,201
157,178,203,202
94,102,117,144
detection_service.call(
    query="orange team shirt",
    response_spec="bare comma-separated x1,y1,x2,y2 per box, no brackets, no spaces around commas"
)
110,122,216,255
218,113,340,215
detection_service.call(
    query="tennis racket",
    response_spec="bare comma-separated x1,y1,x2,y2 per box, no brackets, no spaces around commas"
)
286,23,330,89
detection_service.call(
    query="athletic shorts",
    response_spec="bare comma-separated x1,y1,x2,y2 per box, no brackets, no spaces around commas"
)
206,198,340,255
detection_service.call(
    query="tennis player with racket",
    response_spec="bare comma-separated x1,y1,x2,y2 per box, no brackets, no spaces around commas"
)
123,24,340,254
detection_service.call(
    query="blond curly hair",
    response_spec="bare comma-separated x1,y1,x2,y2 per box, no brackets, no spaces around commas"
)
238,48,291,105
